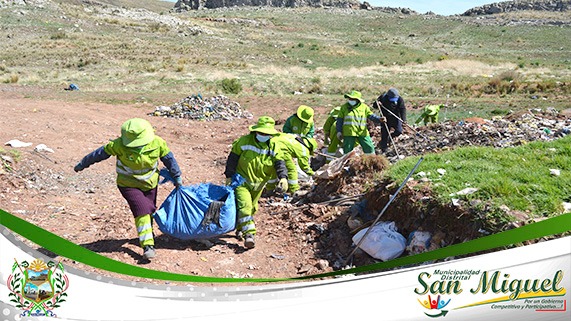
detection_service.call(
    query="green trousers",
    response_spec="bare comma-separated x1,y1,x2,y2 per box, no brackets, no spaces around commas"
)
235,185,264,237
342,135,375,154
134,214,154,247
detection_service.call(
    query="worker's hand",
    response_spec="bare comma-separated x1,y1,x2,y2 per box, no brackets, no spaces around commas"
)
379,116,386,123
73,163,83,172
336,132,343,142
276,178,288,193
306,169,315,176
174,176,183,188
225,177,232,186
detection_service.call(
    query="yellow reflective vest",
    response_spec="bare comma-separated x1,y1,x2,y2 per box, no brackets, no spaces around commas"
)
337,102,374,137
229,133,285,191
104,136,170,190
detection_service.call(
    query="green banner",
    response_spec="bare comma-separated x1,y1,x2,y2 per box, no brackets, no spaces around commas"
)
1,208,569,283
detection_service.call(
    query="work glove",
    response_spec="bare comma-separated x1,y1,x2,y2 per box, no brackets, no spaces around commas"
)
174,176,183,188
73,163,83,172
225,177,232,186
379,116,386,123
336,132,343,142
276,178,288,193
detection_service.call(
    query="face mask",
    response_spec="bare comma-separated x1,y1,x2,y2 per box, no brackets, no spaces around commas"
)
348,100,358,106
256,133,271,142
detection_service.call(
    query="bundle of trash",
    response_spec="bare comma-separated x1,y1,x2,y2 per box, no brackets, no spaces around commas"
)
150,94,253,121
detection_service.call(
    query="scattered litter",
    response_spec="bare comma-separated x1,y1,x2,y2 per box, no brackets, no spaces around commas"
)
34,144,54,153
450,187,479,196
374,110,571,160
562,202,571,213
150,94,253,121
406,230,432,255
549,169,561,176
5,139,32,148
352,221,406,261
437,168,446,175
270,254,285,260
451,198,461,207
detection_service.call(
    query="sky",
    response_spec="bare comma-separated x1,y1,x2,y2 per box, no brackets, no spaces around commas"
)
364,1,499,16
162,0,500,16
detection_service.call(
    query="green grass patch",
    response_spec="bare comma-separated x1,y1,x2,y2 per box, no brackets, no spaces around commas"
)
387,136,571,219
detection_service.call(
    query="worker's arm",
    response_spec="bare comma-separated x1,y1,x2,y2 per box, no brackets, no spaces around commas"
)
160,152,182,182
274,159,288,179
297,155,313,176
74,146,111,172
368,114,383,124
398,99,407,123
335,117,344,134
307,123,315,138
224,151,239,178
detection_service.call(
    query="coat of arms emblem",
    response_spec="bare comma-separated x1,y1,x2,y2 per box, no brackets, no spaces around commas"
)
7,258,69,317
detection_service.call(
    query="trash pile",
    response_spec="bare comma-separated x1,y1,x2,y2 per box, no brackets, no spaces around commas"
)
376,110,571,160
150,94,253,121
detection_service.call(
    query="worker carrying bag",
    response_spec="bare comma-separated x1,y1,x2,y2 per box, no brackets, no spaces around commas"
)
153,172,244,240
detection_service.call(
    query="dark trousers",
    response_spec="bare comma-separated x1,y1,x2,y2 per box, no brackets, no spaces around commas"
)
118,186,158,218
380,121,403,151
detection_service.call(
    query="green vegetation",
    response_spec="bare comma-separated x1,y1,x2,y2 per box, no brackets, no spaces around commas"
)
219,78,243,94
387,136,571,224
0,3,569,118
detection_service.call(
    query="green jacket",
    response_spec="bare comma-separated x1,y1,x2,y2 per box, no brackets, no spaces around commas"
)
273,133,314,175
415,104,442,124
337,102,374,137
225,133,287,191
104,136,171,190
283,114,315,138
323,107,341,137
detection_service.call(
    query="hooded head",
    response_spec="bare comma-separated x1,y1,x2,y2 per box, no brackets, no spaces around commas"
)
249,116,279,135
387,88,400,103
120,118,155,147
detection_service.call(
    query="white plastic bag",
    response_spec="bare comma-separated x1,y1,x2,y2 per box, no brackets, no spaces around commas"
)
352,221,406,261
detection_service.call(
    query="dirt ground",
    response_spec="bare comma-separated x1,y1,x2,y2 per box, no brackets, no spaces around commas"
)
0,84,476,284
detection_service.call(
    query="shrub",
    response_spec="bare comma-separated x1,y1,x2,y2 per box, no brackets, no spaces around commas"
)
219,78,242,95
50,32,67,40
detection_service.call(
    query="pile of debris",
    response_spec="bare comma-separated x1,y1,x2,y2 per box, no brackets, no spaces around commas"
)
150,94,253,121
375,109,571,160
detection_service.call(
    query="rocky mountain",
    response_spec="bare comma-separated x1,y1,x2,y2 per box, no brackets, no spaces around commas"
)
174,0,357,11
462,0,571,16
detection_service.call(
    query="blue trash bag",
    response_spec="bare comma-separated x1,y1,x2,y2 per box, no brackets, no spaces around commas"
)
154,171,245,240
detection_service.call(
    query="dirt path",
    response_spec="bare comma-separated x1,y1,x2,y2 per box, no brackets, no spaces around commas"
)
0,85,362,283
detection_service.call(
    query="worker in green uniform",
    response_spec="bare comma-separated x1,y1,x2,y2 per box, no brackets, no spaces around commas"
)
267,133,318,194
336,90,383,154
283,105,315,138
323,106,341,161
224,116,288,249
74,118,183,260
415,104,442,126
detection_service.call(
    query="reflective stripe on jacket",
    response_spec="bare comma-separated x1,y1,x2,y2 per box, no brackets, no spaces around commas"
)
230,133,284,191
272,133,312,174
337,102,373,137
104,136,170,190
